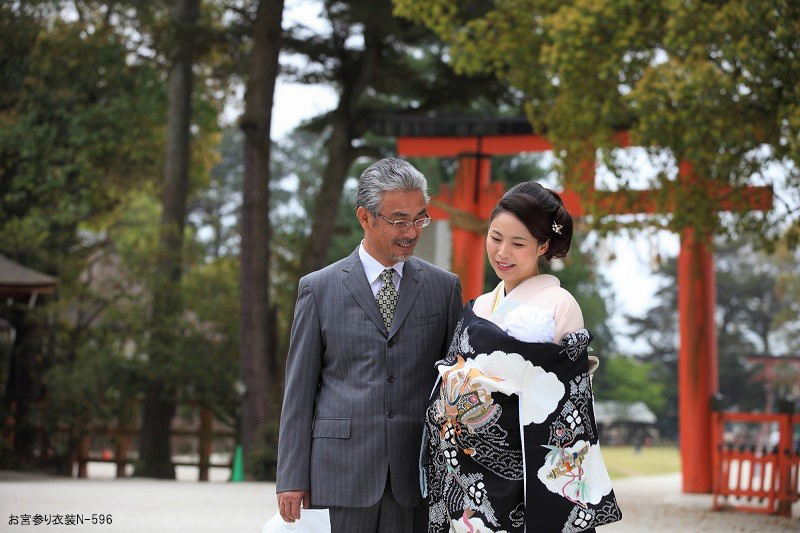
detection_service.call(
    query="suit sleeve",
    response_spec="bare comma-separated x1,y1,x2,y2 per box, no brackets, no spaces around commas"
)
276,278,322,493
442,274,463,356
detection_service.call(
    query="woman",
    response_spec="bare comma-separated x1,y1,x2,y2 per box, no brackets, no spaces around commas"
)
421,182,620,533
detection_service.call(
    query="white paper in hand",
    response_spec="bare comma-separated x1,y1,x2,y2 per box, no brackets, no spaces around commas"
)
262,509,331,533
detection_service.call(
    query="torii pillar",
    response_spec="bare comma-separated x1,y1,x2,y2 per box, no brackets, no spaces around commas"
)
398,130,772,493
426,153,504,300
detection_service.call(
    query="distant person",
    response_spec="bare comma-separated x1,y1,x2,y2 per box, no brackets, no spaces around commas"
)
421,182,620,532
276,158,463,533
634,429,645,454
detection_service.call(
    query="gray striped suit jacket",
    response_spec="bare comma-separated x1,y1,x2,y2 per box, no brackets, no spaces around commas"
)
276,248,462,508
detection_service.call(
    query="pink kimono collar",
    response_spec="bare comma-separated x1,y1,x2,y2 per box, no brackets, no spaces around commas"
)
474,274,561,319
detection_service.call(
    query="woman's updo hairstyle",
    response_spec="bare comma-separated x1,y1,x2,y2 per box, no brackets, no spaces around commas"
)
490,181,573,260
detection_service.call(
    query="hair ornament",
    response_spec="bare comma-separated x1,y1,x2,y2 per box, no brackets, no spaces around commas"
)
552,222,563,235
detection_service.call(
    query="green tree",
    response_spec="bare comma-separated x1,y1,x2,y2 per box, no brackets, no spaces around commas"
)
592,355,665,413
188,127,243,260
0,8,166,261
138,0,203,480
0,5,167,466
772,245,800,352
1,2,232,474
287,0,514,279
393,0,800,245
186,125,339,478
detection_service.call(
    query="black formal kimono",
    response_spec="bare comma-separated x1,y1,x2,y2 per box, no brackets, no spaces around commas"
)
421,302,621,532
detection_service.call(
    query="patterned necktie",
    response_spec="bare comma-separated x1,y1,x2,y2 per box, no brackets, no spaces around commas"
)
376,268,398,331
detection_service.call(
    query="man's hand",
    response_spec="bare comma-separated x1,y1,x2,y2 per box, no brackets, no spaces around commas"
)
277,490,311,523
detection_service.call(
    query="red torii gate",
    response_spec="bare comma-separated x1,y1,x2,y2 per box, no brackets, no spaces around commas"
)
390,117,772,493
748,354,800,414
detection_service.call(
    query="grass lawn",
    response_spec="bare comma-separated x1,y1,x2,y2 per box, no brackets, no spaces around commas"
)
602,445,681,479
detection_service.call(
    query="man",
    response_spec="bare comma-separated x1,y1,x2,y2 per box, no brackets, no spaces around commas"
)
276,158,462,533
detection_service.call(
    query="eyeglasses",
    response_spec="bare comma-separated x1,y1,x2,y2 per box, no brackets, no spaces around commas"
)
377,213,432,230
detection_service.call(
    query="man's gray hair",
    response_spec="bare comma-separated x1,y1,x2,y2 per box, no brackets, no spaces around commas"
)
356,158,430,215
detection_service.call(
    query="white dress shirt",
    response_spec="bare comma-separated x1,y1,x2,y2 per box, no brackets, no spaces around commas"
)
358,242,404,298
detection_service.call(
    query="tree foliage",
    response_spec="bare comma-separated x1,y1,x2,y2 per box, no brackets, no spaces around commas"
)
592,355,665,413
0,6,166,263
0,2,235,471
393,0,800,245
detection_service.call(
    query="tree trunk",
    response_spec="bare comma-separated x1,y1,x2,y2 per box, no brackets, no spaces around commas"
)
3,313,37,465
298,113,355,275
280,20,382,404
238,0,284,470
296,16,381,277
137,0,199,479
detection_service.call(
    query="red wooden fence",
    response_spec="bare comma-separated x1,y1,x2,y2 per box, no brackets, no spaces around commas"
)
712,410,800,517
2,401,237,481
73,405,236,481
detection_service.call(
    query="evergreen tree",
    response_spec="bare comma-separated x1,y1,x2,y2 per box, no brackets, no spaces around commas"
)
285,0,515,280
0,4,167,467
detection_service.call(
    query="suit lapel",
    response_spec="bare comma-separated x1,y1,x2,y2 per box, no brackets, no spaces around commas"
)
341,248,388,335
388,257,425,340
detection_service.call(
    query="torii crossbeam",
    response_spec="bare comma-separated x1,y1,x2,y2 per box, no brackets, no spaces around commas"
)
375,116,773,494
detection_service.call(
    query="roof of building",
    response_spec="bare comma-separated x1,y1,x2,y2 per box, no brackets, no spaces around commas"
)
0,254,57,295
594,400,657,425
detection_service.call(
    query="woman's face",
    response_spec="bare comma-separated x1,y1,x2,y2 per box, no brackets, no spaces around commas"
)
486,212,548,293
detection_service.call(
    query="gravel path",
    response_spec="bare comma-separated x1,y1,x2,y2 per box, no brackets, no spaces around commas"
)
1,470,797,532
1,470,273,533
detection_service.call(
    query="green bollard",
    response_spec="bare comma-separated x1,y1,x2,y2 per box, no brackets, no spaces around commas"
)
231,444,245,482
